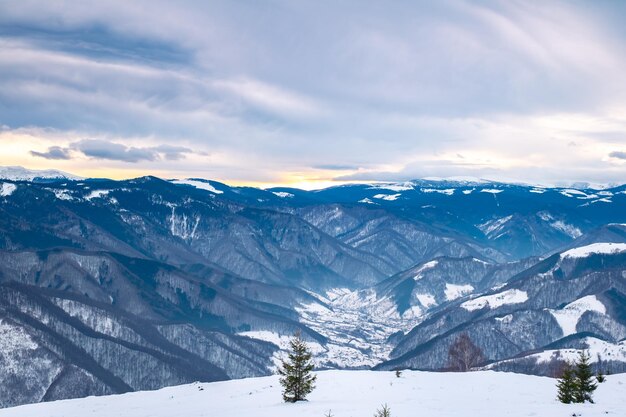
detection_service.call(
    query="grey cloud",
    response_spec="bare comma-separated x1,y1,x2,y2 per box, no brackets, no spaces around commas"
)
30,140,194,163
2,1,626,184
72,140,193,162
313,164,360,171
151,145,195,161
333,157,624,187
30,146,72,160
72,139,157,162
609,151,626,160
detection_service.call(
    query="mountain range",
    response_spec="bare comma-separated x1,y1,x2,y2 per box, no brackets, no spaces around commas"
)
1,166,625,408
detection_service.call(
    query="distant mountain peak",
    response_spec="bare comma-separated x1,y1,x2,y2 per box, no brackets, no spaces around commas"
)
0,166,82,181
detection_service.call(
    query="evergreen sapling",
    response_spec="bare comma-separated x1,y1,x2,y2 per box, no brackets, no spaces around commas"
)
277,331,317,403
556,363,576,404
574,350,597,404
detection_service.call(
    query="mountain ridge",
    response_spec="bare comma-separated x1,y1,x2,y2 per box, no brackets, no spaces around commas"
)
1,171,626,408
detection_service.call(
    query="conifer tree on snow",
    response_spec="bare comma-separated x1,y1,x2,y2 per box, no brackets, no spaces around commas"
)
556,363,576,404
556,350,599,404
277,331,317,403
573,350,597,403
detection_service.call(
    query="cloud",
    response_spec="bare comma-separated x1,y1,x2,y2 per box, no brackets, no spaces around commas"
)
609,151,626,160
30,146,71,160
30,139,194,163
312,164,361,171
151,144,198,161
213,78,322,118
2,1,626,185
72,139,158,162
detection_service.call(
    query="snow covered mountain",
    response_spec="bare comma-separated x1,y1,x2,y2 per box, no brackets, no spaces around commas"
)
378,242,626,375
1,174,626,408
0,166,82,181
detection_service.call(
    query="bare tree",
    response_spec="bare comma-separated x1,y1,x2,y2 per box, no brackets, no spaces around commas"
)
447,333,485,371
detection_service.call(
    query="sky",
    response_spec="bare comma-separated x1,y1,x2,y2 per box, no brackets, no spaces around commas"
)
1,0,626,189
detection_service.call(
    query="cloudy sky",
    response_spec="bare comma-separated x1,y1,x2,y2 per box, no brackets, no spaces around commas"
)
1,0,626,188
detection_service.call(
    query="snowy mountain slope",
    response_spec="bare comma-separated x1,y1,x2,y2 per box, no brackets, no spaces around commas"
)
288,180,626,259
0,166,82,181
373,256,536,316
296,204,507,268
0,177,392,289
0,248,329,407
2,173,626,407
378,242,626,372
555,223,626,253
0,370,624,417
485,336,626,375
243,257,537,370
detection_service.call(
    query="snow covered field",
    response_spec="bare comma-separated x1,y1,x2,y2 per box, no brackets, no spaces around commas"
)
1,370,624,417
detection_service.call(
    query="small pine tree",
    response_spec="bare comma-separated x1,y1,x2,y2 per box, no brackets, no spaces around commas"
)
277,331,317,403
395,369,402,378
596,370,606,383
574,350,597,403
324,410,333,417
374,403,391,417
556,363,576,404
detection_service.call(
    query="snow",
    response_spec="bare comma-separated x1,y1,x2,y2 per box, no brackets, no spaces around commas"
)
0,182,16,197
167,205,201,240
421,176,489,184
0,319,39,375
548,295,606,337
0,320,38,353
416,293,436,308
171,179,224,194
480,188,504,194
368,182,415,192
372,193,401,201
462,189,474,195
294,289,422,368
0,166,81,181
2,370,624,417
560,189,589,198
560,242,626,259
550,220,583,238
421,188,455,195
495,314,513,324
358,198,376,204
536,212,582,237
478,215,512,236
46,188,73,200
529,188,546,194
532,338,626,364
84,190,110,200
461,289,528,311
238,331,289,347
272,192,294,198
444,283,474,301
411,260,438,281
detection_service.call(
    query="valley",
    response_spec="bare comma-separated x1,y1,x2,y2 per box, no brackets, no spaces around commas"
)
1,169,626,408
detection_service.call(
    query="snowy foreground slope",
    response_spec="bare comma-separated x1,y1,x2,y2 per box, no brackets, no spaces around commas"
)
1,370,624,417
